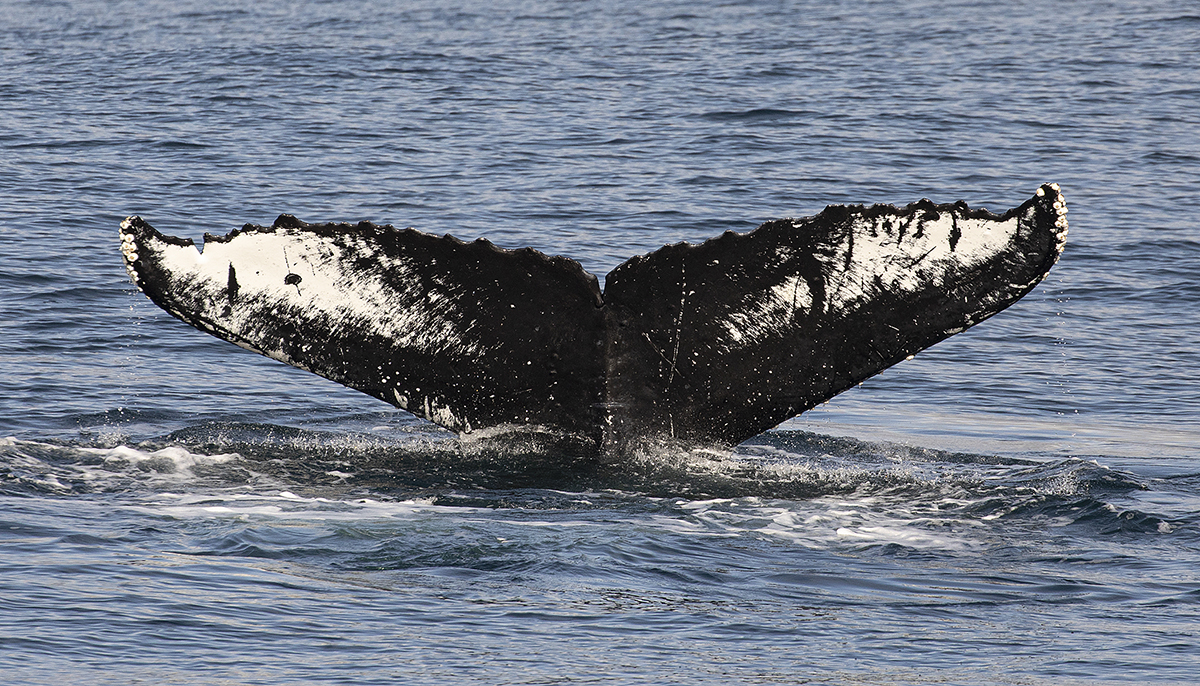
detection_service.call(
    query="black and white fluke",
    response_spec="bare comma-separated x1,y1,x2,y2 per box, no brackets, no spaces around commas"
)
120,184,1068,456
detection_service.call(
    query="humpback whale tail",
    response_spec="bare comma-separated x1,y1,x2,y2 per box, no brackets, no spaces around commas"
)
119,184,1068,457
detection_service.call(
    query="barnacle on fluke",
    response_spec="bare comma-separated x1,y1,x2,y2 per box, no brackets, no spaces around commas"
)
121,184,1067,458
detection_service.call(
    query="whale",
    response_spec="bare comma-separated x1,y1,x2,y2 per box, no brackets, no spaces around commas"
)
119,184,1068,457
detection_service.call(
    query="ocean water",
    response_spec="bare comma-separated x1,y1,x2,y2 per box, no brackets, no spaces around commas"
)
2,1,1199,683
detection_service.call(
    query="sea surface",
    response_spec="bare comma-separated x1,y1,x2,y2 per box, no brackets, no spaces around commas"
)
3,1,1199,684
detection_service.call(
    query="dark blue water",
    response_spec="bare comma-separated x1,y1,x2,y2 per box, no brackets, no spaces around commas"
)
3,1,1199,683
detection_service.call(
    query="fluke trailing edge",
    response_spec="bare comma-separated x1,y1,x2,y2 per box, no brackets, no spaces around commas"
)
120,184,1068,455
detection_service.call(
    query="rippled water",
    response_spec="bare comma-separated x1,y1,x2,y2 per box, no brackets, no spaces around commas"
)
3,1,1199,684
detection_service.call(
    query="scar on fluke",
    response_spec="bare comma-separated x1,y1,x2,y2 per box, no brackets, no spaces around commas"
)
119,184,1067,458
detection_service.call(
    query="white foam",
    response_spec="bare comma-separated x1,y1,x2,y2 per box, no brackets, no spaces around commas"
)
127,490,482,522
0,440,249,494
78,444,239,476
679,495,979,552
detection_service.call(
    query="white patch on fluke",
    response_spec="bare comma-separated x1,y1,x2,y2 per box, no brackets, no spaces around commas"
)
121,220,490,433
819,212,1021,312
146,228,487,359
721,275,813,349
715,202,1033,353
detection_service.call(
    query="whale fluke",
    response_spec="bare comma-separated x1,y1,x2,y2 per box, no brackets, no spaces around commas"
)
120,184,1068,456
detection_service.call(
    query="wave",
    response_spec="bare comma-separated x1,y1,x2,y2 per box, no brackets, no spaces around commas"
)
698,108,809,122
1,425,1181,544
0,425,1150,494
